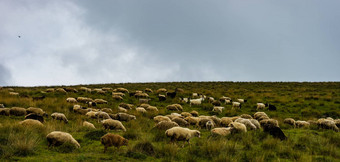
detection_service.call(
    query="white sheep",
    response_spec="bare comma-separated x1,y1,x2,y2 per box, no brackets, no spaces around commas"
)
235,118,257,130
206,120,215,130
102,119,126,131
295,120,310,128
232,102,241,109
212,106,224,113
146,106,158,112
189,98,203,107
228,122,247,133
94,99,108,104
51,112,68,123
154,115,171,123
46,131,80,148
86,111,97,119
257,103,265,110
136,107,147,113
211,127,233,136
83,121,96,129
95,111,111,122
118,106,128,113
66,97,77,103
165,127,200,146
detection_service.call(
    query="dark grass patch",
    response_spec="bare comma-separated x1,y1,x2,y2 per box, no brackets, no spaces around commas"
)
132,141,155,156
84,130,107,141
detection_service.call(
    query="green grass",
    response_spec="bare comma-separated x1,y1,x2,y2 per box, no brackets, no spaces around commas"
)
0,82,339,161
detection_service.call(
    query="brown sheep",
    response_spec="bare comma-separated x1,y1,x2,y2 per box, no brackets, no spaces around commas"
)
101,133,128,153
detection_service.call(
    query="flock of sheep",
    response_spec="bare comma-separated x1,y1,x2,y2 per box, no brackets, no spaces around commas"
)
0,86,339,153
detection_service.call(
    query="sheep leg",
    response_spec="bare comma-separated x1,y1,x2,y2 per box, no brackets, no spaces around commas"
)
104,146,107,153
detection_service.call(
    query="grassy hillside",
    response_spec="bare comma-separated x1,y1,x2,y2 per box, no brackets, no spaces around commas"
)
0,82,339,161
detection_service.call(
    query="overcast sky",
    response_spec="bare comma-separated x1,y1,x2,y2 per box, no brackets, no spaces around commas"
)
1,0,339,86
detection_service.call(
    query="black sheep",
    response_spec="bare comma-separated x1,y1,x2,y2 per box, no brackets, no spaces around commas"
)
25,113,44,123
263,123,287,140
265,103,277,111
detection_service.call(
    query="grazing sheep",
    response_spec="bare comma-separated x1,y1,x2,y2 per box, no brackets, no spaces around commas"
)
265,103,277,111
228,122,247,133
192,93,198,98
335,119,340,128
257,103,265,110
220,117,233,127
19,119,44,128
219,96,231,102
211,127,233,136
190,111,199,117
136,107,147,113
93,88,106,94
237,99,247,103
260,119,279,127
0,104,4,108
156,88,167,94
80,87,91,93
46,131,80,148
112,92,125,97
317,119,339,132
25,113,44,123
206,121,215,130
183,117,200,127
64,87,78,93
9,92,19,96
101,133,128,153
262,123,287,140
0,108,10,116
134,92,149,98
77,97,93,103
101,108,113,114
119,103,134,110
232,102,241,109
295,120,310,128
139,98,151,104
155,121,179,130
10,107,27,116
181,112,192,118
94,99,108,104
250,119,261,129
212,106,224,113
51,112,68,123
56,88,67,93
102,119,126,131
166,104,182,111
166,88,178,98
66,97,77,103
83,121,95,129
146,106,158,112
235,118,257,130
26,107,48,117
102,87,113,92
254,112,268,120
212,100,221,106
118,107,128,113
172,117,189,127
230,116,241,121
199,118,214,129
86,111,97,119
145,88,153,93
189,98,203,107
179,97,188,103
46,88,55,92
95,111,111,122
240,114,253,119
114,88,129,93
224,99,232,104
154,115,171,123
284,118,296,127
158,94,166,101
115,113,136,122
165,127,200,145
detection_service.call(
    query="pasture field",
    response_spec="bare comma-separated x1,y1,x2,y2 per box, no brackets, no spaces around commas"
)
0,82,339,161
